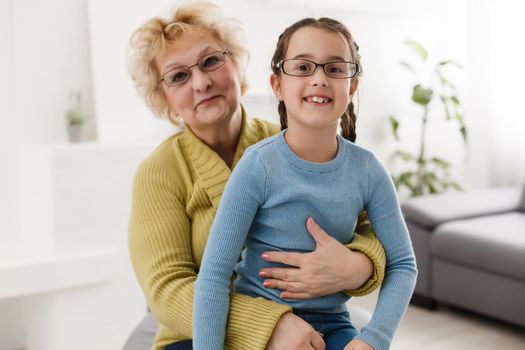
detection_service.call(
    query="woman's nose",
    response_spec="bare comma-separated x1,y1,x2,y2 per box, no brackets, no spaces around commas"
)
191,69,213,92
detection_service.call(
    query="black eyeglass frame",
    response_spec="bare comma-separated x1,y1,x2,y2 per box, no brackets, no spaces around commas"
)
159,50,229,87
273,58,360,79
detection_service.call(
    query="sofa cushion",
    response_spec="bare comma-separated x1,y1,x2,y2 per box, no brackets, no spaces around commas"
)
402,187,522,229
430,212,525,281
520,185,525,213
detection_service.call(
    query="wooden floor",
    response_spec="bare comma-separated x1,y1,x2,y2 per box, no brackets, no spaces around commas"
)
347,291,525,350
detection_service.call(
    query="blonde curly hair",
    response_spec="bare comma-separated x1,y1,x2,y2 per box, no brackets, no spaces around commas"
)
128,1,249,124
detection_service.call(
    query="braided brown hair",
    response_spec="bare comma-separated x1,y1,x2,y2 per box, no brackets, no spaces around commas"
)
270,17,361,142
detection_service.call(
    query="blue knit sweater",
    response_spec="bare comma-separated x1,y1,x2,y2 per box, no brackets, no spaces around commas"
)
194,131,417,350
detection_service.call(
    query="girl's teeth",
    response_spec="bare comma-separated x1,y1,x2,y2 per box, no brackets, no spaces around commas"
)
311,96,328,103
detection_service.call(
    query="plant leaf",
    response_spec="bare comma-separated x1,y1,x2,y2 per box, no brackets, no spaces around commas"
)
430,157,451,169
399,61,416,74
440,96,451,120
436,70,452,88
405,40,428,61
460,125,468,144
389,116,400,141
439,60,463,69
450,95,460,106
396,171,418,195
393,149,415,161
412,84,433,106
449,181,463,191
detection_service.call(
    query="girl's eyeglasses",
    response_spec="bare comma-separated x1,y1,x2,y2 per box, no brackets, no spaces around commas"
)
274,58,359,79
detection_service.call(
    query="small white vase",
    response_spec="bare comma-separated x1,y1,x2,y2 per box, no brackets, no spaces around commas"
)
67,124,83,143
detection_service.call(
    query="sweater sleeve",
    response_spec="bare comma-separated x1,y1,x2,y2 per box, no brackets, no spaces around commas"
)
354,154,418,350
193,150,270,350
343,211,386,296
128,159,290,350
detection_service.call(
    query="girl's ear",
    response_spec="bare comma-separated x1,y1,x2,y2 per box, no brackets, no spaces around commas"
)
270,74,282,101
349,79,359,97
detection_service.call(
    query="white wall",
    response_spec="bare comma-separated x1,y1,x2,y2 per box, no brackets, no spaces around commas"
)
0,1,116,349
488,0,525,185
13,0,96,144
0,0,18,248
89,0,487,190
0,2,25,346
1,0,97,246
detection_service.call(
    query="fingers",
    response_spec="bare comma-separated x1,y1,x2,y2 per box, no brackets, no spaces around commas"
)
263,278,303,291
280,291,312,300
259,267,301,281
262,251,304,267
261,278,314,299
309,330,326,350
306,217,330,244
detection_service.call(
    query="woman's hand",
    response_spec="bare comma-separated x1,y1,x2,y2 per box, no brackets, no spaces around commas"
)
266,312,325,350
259,217,373,299
344,339,374,350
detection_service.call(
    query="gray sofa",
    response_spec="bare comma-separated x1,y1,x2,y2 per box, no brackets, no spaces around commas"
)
401,185,525,327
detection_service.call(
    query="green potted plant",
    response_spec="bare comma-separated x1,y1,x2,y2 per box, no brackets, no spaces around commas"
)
65,90,86,142
389,40,467,197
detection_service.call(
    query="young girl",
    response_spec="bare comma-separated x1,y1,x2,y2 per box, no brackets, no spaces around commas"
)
194,18,417,350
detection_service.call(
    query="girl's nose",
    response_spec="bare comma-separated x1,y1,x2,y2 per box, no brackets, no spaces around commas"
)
310,67,328,87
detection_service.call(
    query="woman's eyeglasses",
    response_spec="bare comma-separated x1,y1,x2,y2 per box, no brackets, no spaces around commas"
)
159,51,229,87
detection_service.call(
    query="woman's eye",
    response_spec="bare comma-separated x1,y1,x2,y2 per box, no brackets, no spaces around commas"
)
170,71,189,83
203,55,221,67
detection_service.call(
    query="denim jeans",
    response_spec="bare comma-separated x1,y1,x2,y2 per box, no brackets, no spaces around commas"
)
165,311,357,350
164,340,192,350
294,310,358,350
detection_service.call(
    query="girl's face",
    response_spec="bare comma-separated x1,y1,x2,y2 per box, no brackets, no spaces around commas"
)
156,30,242,132
271,26,358,133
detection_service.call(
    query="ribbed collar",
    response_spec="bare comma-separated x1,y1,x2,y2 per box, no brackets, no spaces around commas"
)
276,131,348,173
178,106,254,210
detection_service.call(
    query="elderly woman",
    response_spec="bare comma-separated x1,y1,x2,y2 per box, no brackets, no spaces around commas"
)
127,2,386,350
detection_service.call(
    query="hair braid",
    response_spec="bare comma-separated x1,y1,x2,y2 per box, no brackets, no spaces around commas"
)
340,101,357,142
278,101,288,130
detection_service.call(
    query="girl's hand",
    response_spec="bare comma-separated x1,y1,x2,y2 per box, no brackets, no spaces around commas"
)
266,312,325,350
259,217,373,299
344,339,374,350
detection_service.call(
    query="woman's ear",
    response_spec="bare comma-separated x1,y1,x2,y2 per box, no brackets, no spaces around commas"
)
349,79,359,97
270,74,282,101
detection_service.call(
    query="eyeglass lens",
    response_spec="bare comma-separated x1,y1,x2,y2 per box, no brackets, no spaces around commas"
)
282,59,357,78
162,51,227,87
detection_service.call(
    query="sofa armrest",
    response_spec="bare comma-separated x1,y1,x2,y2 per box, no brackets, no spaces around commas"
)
401,186,522,229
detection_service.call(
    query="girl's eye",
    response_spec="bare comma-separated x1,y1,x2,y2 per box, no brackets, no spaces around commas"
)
293,62,313,74
328,66,343,73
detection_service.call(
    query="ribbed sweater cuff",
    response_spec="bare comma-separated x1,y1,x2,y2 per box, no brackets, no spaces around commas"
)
355,328,389,350
344,231,386,297
225,294,291,350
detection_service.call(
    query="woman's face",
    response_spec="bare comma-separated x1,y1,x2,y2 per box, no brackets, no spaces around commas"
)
156,30,242,132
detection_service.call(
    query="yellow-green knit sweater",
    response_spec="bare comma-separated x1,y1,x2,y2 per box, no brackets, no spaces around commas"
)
128,112,386,350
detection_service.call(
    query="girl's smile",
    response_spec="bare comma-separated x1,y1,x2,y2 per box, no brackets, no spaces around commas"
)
303,94,333,105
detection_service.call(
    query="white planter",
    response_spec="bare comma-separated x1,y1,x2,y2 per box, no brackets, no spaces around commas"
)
67,124,83,143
